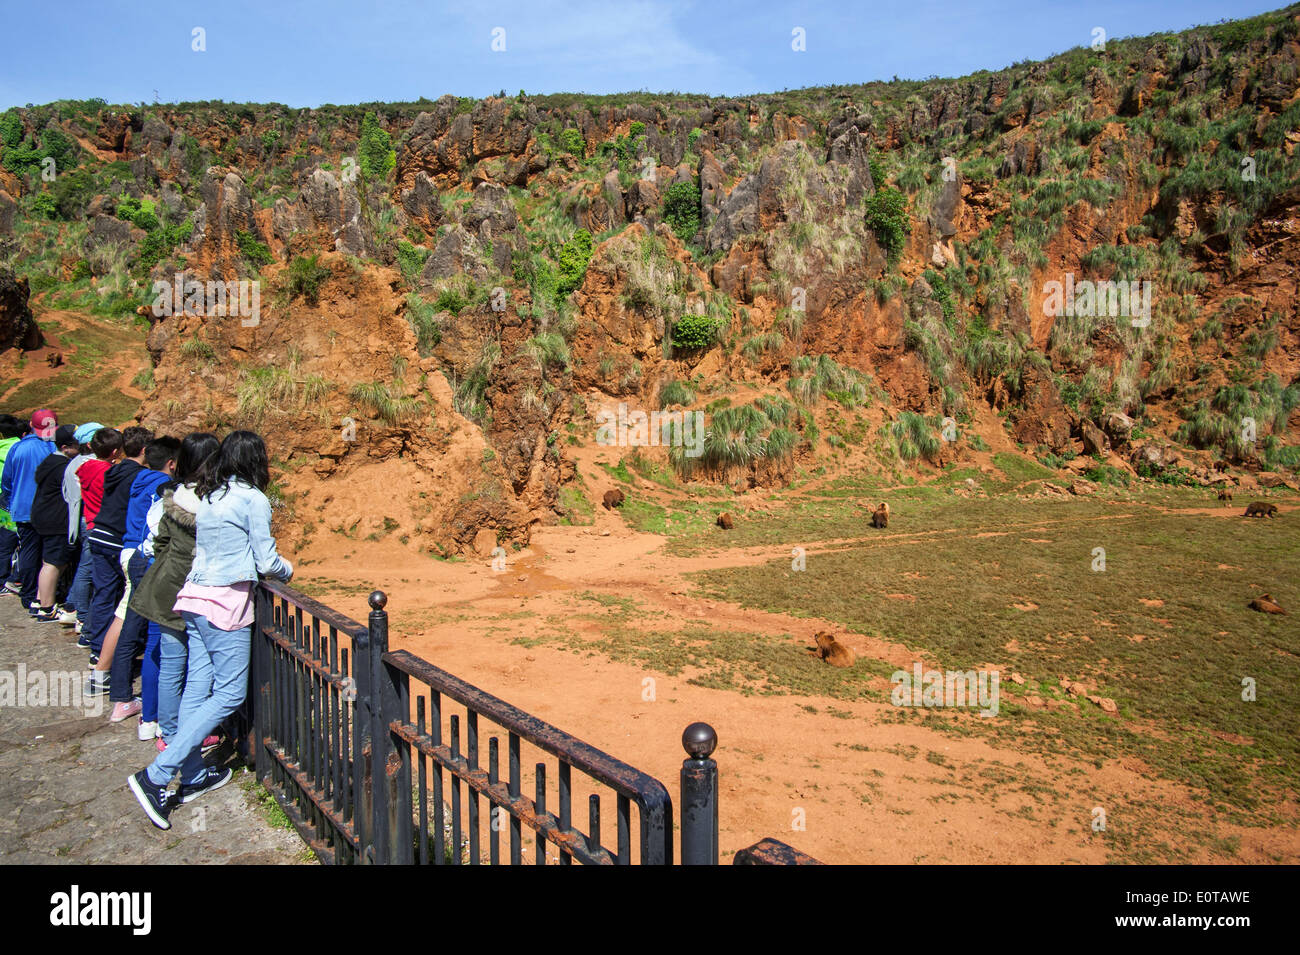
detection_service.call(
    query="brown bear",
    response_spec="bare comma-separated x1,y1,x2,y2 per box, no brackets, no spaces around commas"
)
810,632,855,668
602,489,625,510
45,352,63,368
716,512,733,530
1244,502,1278,518
1217,488,1233,502
870,502,890,528
1248,594,1286,615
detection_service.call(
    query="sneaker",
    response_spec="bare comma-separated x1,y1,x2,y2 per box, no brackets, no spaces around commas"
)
77,633,92,648
74,620,84,635
127,769,177,830
55,608,78,626
1,582,20,596
155,738,167,754
31,606,59,622
137,719,158,741
27,601,42,616
110,699,142,723
85,672,110,696
200,734,221,755
179,766,233,804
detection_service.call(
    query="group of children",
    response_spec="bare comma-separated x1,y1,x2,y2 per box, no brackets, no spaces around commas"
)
0,411,295,831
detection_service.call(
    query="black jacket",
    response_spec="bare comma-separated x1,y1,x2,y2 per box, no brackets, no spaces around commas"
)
30,452,73,538
86,459,143,550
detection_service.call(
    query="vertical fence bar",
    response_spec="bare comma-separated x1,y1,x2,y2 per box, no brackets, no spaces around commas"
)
558,761,572,866
588,795,601,857
488,737,500,865
508,732,521,865
350,600,373,861
534,763,547,866
467,711,480,865
390,667,413,864
430,690,444,865
450,714,462,865
416,695,428,865
252,588,269,781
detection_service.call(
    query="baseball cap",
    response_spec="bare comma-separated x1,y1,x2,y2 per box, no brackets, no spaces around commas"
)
74,422,105,444
55,424,79,448
31,409,57,440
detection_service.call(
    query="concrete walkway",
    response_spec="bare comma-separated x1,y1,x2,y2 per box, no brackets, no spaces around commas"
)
0,593,310,864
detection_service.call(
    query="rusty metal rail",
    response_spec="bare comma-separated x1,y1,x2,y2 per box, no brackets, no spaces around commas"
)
383,645,673,864
250,582,819,865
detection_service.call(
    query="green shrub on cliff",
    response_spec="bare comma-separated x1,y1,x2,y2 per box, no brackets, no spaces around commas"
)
282,254,331,305
864,187,909,263
662,180,701,243
556,228,593,294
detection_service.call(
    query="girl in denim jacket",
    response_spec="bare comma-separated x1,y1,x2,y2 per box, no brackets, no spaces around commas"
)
128,431,293,829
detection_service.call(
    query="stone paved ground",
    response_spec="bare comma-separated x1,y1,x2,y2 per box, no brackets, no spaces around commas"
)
0,593,310,864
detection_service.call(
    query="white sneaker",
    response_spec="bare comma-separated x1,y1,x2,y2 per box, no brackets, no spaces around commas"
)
138,719,158,741
56,608,78,626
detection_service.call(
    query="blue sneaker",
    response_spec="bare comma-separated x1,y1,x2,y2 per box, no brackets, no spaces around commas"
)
180,766,233,804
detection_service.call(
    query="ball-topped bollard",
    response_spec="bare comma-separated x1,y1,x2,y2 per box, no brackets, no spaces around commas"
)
682,721,717,760
368,590,387,612
680,722,719,864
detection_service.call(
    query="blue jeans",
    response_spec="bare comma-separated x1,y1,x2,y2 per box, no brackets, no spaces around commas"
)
157,626,188,742
65,523,92,622
110,552,151,703
146,612,250,787
0,527,17,583
15,522,41,605
87,544,124,655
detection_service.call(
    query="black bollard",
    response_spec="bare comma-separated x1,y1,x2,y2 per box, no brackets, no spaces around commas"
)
679,722,719,865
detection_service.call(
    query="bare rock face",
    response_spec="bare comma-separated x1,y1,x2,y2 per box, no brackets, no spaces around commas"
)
698,150,725,232
1103,411,1135,446
400,171,443,235
421,226,491,283
397,98,534,190
705,173,758,252
928,171,962,240
188,167,276,276
1130,442,1180,472
1079,419,1110,457
826,127,874,204
461,182,519,273
0,268,42,352
271,168,366,257
1007,365,1074,452
624,178,661,224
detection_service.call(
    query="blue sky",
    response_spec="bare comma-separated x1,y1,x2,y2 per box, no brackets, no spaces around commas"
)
0,0,1285,109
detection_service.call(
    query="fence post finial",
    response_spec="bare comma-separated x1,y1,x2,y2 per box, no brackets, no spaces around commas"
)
680,722,719,865
369,590,388,612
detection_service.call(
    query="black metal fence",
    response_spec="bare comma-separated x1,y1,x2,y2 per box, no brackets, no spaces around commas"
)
251,581,818,865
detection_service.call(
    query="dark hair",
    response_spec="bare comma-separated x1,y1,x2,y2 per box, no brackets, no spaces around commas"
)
90,428,123,460
175,432,220,484
144,435,181,471
0,414,22,439
122,426,154,458
197,430,270,499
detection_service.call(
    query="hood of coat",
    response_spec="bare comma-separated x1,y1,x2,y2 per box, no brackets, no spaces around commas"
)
163,485,200,529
